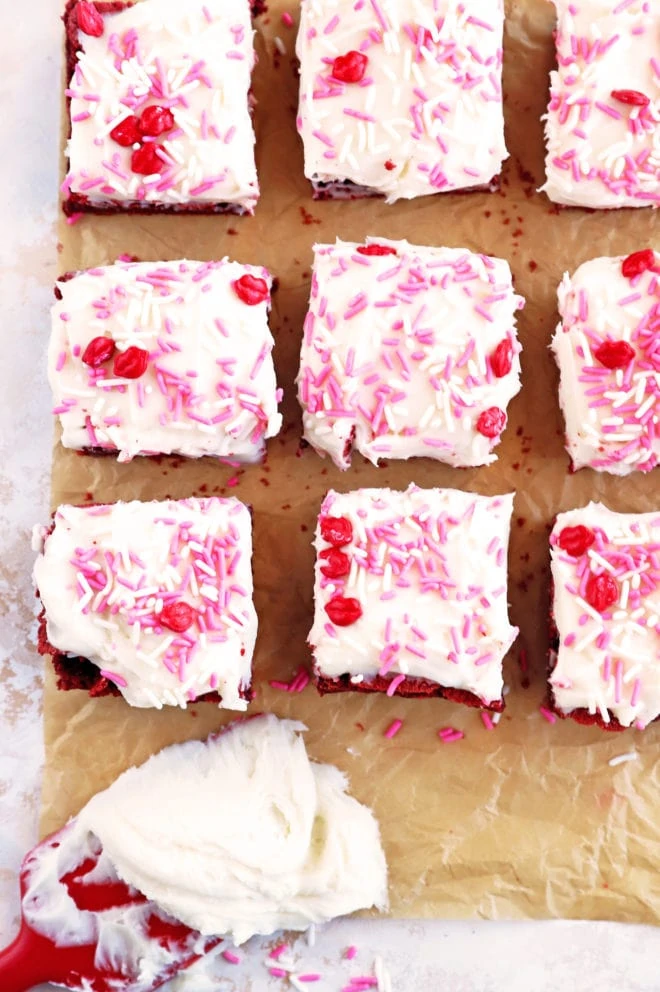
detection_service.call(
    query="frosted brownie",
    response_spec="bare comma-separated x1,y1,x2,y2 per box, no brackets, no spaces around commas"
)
297,239,524,469
50,259,281,462
34,497,257,710
309,485,518,710
296,0,508,201
63,0,259,215
549,503,660,730
542,0,660,208
551,251,659,474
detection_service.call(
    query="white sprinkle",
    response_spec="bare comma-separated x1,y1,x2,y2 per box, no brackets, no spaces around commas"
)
608,752,638,768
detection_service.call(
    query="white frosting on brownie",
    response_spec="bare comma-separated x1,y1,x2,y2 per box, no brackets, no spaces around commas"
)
550,503,660,729
297,239,524,469
551,253,660,474
542,0,660,208
65,0,259,211
22,717,388,952
34,498,257,709
296,0,508,201
309,485,518,706
50,259,282,463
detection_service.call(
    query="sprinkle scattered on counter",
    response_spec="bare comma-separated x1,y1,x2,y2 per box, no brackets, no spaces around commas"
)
608,752,638,767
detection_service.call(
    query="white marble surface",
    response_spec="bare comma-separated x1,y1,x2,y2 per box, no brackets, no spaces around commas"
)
0,2,658,989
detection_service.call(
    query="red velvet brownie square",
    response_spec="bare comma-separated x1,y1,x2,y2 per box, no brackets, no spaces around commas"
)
549,503,660,731
50,259,281,462
297,239,524,469
542,0,660,208
309,485,518,710
33,497,257,710
296,0,508,202
63,0,259,215
551,251,659,474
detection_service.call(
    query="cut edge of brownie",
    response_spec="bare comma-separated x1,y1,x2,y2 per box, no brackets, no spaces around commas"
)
61,0,258,217
310,175,501,201
314,670,504,713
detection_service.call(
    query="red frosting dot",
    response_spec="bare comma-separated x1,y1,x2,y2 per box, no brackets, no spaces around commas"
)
110,116,141,147
139,105,175,137
476,407,507,439
319,547,351,579
233,274,270,306
621,249,656,279
489,339,513,378
113,346,149,379
331,50,368,83
594,340,635,370
82,336,115,368
611,89,650,107
130,143,164,176
357,244,397,257
325,596,363,627
76,1,104,37
158,602,195,633
384,159,397,171
557,525,595,558
585,573,619,613
320,516,353,547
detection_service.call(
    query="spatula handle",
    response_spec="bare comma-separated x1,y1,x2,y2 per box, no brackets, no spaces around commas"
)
0,923,52,992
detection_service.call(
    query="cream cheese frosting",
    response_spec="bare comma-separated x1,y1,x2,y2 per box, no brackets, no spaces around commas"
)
310,485,518,706
65,0,259,212
297,239,524,470
50,259,282,463
296,0,508,202
551,253,660,474
33,497,257,710
550,503,660,729
22,716,388,953
542,0,660,209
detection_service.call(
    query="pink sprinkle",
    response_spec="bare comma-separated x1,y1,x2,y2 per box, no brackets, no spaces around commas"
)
226,475,240,487
99,670,128,688
345,946,358,960
270,943,289,960
282,11,294,27
222,950,240,965
269,968,288,978
438,727,464,742
384,719,403,739
539,705,557,725
386,674,405,697
65,213,84,225
480,710,495,731
298,976,321,983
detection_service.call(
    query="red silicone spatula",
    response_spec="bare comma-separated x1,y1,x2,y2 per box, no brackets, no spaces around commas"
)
0,820,222,992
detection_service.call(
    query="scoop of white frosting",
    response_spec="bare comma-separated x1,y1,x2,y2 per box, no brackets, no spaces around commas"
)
25,716,388,949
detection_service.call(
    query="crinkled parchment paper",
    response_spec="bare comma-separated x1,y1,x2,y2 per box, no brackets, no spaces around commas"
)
41,0,660,925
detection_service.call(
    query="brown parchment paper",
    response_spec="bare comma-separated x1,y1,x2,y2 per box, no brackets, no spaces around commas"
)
40,0,660,926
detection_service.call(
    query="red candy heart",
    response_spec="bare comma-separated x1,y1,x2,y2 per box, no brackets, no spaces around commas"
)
110,116,141,147
158,602,195,633
325,596,363,626
331,51,368,83
557,525,595,557
490,339,513,378
611,89,650,107
81,336,115,368
76,1,104,37
476,407,507,439
113,346,149,379
357,245,397,256
131,143,164,176
585,573,619,613
233,274,270,305
621,249,656,279
319,548,351,579
139,105,175,137
594,340,635,370
320,516,353,546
